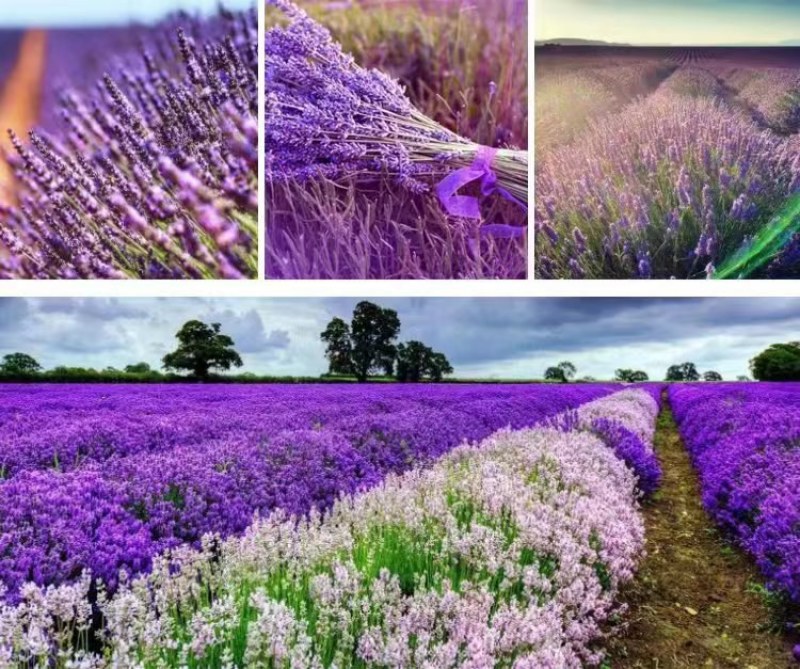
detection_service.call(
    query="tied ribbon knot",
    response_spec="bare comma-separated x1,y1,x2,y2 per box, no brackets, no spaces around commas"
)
436,146,527,238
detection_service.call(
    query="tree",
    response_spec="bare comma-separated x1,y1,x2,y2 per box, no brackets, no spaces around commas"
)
557,361,577,382
703,370,723,382
545,361,577,383
349,301,400,382
395,341,430,382
394,342,454,382
319,302,451,383
544,362,576,383
124,362,152,374
162,320,243,380
395,342,454,382
428,352,454,382
736,375,751,382
665,362,700,382
320,317,353,375
615,368,649,383
750,342,800,381
0,352,42,376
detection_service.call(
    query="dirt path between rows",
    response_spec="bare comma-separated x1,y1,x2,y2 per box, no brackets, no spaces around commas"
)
609,397,796,668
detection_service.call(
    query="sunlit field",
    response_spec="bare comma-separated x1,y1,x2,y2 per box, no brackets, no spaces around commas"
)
535,46,800,280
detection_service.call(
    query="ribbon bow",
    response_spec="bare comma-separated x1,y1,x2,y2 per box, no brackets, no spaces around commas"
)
436,147,527,238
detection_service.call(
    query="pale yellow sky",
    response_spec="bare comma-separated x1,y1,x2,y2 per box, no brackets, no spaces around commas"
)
536,0,800,45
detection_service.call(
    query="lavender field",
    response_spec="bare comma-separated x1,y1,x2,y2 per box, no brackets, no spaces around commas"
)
0,7,258,279
0,382,666,665
1,378,799,665
535,47,800,279
265,0,528,280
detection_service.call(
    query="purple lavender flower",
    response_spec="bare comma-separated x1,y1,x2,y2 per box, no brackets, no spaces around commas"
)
535,56,799,279
637,253,652,279
265,0,525,199
729,193,760,223
0,381,619,600
0,385,655,666
0,8,258,279
265,0,528,279
591,417,662,497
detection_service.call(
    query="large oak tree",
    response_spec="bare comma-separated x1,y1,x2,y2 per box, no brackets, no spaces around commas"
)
162,320,243,380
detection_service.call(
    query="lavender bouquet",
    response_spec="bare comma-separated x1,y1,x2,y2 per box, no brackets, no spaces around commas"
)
266,0,527,278
0,8,258,280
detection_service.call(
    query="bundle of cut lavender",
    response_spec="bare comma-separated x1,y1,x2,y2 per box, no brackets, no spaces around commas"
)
265,0,527,220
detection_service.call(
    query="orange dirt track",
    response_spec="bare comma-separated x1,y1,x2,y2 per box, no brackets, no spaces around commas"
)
0,29,46,207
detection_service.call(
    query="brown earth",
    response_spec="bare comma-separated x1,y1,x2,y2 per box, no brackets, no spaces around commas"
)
0,29,46,206
608,400,797,669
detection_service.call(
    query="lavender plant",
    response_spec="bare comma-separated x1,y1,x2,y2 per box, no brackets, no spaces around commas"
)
535,59,675,159
265,0,528,279
671,383,800,636
0,7,258,279
716,65,800,133
0,382,617,601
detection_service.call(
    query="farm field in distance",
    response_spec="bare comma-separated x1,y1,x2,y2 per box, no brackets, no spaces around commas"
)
1,379,798,666
535,45,800,279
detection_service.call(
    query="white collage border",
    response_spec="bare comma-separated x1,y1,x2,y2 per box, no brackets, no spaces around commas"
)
1,1,799,300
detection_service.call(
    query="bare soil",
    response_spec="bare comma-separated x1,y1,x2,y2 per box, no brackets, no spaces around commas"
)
608,399,797,669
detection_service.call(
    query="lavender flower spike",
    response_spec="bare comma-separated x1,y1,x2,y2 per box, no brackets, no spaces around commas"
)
265,0,527,210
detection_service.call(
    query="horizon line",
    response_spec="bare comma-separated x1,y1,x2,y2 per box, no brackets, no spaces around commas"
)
536,37,800,48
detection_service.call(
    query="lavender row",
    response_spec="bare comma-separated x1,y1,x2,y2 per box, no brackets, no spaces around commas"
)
577,387,663,497
535,59,675,156
0,383,617,599
670,383,800,609
0,383,616,479
535,53,800,280
0,389,659,667
711,64,800,133
536,89,800,279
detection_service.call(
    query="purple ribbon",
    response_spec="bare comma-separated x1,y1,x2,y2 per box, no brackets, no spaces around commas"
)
436,147,527,239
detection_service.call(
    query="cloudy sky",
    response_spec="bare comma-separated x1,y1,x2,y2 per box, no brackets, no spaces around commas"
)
536,0,800,45
0,0,250,27
0,297,796,380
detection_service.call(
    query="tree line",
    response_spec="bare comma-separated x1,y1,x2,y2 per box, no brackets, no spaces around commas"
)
2,307,799,383
321,302,453,382
541,360,734,383
540,345,800,383
540,341,800,383
0,321,247,383
0,305,455,384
